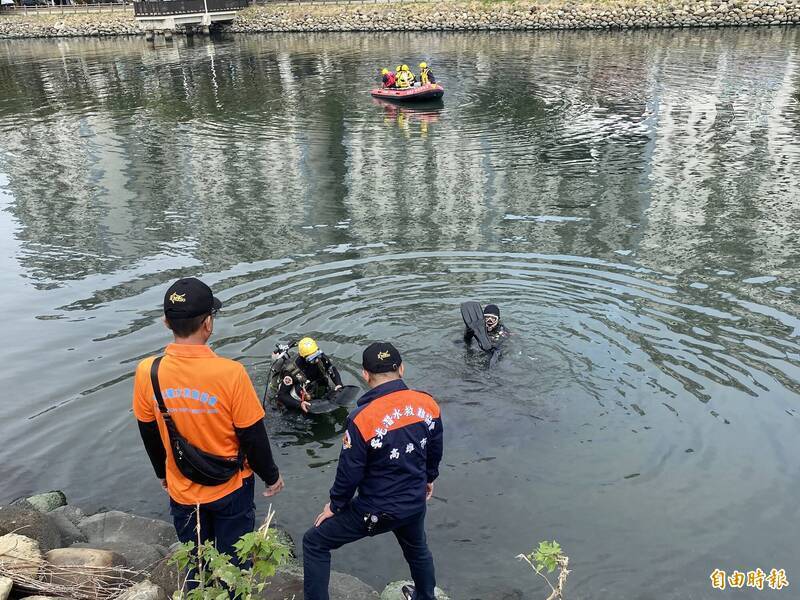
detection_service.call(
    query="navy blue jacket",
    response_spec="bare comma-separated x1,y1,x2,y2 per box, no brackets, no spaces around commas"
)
329,379,444,520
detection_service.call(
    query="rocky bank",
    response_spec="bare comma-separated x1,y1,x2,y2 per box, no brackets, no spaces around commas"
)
0,13,139,38
230,0,800,32
0,0,798,39
0,491,440,600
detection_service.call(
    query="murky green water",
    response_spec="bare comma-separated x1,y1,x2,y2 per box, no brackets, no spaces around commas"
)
1,28,799,599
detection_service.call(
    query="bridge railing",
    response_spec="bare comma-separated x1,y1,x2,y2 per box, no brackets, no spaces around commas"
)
133,0,248,16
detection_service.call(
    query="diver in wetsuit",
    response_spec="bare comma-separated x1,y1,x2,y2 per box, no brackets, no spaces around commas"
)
464,304,510,346
275,337,343,413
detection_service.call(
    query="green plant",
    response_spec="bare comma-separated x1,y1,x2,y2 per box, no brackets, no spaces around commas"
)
517,540,570,600
169,506,291,600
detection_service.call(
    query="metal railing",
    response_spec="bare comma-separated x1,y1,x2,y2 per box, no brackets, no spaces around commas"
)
251,0,436,5
133,0,247,15
1,2,133,15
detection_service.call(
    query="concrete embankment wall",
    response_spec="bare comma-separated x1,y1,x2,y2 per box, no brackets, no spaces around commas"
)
0,0,798,39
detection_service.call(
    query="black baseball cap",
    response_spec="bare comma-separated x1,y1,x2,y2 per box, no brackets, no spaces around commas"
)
362,342,402,374
164,277,222,319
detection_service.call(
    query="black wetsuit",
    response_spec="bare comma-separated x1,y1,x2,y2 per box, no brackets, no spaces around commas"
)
276,354,342,411
464,322,510,346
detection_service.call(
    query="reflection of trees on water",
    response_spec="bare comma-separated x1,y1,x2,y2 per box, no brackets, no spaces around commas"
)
0,28,799,287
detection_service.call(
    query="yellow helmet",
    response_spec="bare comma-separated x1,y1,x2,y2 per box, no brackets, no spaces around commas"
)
298,337,319,358
381,68,389,75
401,64,409,71
419,62,427,69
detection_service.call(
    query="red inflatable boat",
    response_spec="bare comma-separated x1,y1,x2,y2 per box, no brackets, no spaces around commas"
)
371,83,444,102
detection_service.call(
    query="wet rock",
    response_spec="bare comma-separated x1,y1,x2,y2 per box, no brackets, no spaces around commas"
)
0,534,43,579
78,511,176,548
48,511,86,546
381,580,449,600
116,580,167,600
70,541,164,572
50,505,85,527
24,492,66,513
0,506,61,552
0,576,11,600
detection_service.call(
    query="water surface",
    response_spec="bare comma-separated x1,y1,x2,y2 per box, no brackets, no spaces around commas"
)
1,28,800,599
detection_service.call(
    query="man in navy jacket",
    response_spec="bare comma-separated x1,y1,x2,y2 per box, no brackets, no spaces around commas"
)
303,342,444,600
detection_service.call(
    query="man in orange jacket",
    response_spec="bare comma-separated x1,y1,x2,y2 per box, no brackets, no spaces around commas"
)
133,277,284,574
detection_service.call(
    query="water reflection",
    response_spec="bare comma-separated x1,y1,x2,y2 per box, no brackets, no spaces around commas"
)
1,28,799,600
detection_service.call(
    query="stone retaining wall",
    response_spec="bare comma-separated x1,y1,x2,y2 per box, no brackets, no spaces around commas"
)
0,13,139,38
231,0,799,33
0,0,798,38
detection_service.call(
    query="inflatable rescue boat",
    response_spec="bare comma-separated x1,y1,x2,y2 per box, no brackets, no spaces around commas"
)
370,83,444,102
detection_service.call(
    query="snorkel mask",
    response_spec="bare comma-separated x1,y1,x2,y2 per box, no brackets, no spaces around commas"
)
484,314,499,331
306,349,322,363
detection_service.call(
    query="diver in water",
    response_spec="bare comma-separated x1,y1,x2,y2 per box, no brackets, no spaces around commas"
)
464,304,510,345
462,301,510,357
273,337,343,413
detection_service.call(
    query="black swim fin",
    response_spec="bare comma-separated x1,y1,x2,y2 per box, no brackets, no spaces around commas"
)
461,301,494,352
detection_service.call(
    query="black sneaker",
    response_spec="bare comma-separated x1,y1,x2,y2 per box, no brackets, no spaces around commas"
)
401,584,416,600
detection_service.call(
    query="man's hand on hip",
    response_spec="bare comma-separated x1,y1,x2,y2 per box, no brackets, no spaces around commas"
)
159,478,168,493
263,475,285,497
314,502,334,527
426,482,434,501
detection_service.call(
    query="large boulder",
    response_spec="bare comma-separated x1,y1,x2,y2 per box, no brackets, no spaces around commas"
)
115,580,166,600
260,567,303,599
48,511,86,546
78,511,176,548
49,505,85,527
0,576,12,600
260,565,379,600
0,533,43,579
381,580,449,600
330,571,380,599
148,556,185,597
24,492,66,513
0,506,61,552
45,547,126,568
70,541,164,572
44,547,127,591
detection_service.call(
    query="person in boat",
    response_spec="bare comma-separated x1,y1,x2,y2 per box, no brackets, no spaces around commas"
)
419,62,436,86
464,304,510,346
396,64,415,89
405,64,417,87
381,68,396,89
275,337,343,413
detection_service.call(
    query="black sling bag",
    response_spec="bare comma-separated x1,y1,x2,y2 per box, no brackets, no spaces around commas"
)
150,356,244,487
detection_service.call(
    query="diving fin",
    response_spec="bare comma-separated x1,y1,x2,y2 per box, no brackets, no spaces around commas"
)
460,301,494,352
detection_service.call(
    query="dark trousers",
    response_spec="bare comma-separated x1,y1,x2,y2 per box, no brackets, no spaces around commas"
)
303,504,435,600
170,475,256,586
